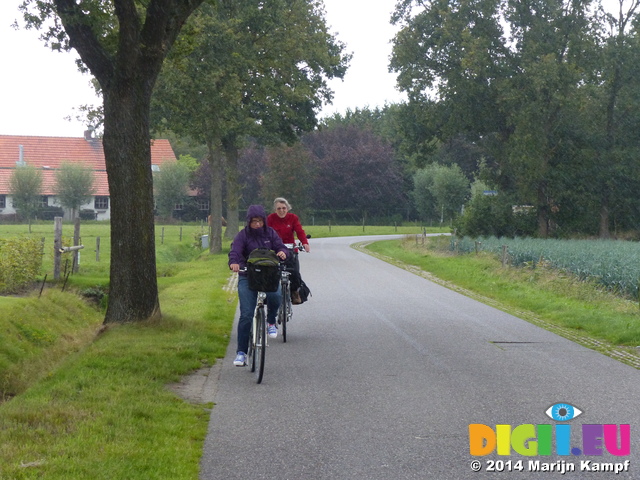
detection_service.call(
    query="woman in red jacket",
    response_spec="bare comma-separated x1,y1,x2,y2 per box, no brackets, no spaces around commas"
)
267,197,310,304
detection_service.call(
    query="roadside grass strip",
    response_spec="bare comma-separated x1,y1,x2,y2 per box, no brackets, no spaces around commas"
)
355,240,640,370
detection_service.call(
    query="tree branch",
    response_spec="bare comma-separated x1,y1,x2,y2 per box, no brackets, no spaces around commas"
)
53,0,115,85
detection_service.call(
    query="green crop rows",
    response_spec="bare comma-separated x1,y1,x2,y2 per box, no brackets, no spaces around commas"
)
453,236,640,300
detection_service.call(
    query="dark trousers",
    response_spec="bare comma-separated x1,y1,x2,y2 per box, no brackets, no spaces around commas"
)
285,250,302,292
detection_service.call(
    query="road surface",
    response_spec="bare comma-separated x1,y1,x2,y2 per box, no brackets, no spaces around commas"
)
200,235,639,479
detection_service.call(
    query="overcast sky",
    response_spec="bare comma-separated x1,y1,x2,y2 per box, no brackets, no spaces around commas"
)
0,0,405,138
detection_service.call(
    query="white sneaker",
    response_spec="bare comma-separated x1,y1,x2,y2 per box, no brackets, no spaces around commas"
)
233,352,246,366
267,324,278,338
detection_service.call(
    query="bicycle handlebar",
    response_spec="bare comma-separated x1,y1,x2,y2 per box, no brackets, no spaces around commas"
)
284,240,308,253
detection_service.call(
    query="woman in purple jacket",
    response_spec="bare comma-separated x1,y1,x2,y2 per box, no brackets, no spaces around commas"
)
229,205,288,367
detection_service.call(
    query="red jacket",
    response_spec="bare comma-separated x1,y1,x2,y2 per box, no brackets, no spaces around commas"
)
267,212,309,246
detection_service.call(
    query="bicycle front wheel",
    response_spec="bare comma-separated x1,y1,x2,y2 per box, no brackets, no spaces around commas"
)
254,306,266,383
248,324,256,373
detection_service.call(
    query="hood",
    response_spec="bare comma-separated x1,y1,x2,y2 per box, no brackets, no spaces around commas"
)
245,205,268,231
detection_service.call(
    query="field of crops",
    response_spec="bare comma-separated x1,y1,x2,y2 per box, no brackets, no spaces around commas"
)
453,236,640,300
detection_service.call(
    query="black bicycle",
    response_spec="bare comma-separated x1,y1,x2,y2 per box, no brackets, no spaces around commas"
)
277,241,307,343
276,263,292,343
247,290,268,383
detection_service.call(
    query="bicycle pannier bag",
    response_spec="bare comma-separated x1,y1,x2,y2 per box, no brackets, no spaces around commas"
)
247,248,280,292
298,280,311,303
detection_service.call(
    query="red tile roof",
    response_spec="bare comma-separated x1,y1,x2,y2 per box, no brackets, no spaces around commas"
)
0,134,177,196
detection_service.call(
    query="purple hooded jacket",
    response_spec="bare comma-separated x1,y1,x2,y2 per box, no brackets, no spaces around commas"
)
228,205,288,272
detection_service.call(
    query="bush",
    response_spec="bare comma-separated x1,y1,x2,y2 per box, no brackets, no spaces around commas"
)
455,194,536,238
0,237,43,293
37,206,65,221
175,199,207,222
80,209,97,220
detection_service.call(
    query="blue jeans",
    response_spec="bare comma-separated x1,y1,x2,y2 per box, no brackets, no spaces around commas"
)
236,275,281,354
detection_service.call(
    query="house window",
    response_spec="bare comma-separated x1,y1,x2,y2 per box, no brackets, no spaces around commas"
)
94,196,109,210
197,198,210,211
0,195,5,209
40,196,49,208
174,202,184,211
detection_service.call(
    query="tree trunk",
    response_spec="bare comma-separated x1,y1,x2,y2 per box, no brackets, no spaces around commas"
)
48,0,206,323
599,195,611,239
102,87,160,323
223,138,241,239
537,182,549,238
208,144,223,254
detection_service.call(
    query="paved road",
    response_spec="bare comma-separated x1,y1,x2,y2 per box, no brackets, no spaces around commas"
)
200,235,640,479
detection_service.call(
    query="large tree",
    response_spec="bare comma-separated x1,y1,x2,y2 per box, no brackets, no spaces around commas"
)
590,0,640,237
260,143,314,217
19,0,204,322
152,0,350,247
390,0,605,237
303,125,406,222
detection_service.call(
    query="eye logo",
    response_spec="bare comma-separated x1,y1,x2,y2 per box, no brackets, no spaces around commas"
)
545,403,583,422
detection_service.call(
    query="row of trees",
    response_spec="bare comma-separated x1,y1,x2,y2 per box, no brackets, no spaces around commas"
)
183,123,407,226
388,0,640,239
9,163,94,227
10,157,210,224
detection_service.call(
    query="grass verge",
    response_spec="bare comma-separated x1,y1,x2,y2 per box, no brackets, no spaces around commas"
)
361,236,640,368
0,250,236,480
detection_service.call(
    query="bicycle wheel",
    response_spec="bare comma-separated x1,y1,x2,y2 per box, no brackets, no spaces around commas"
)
248,306,258,372
280,282,289,343
254,306,266,383
248,329,256,373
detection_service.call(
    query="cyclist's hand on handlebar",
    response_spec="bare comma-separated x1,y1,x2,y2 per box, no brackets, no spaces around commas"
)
303,243,310,253
277,251,287,260
230,263,240,273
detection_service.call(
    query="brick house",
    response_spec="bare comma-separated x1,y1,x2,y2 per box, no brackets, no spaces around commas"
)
0,132,185,221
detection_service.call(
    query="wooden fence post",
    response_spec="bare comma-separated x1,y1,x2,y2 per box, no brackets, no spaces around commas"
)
54,217,62,280
96,236,100,262
73,217,81,273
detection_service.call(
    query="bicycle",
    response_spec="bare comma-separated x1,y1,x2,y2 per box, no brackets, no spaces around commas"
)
277,263,292,343
247,289,268,383
277,241,307,343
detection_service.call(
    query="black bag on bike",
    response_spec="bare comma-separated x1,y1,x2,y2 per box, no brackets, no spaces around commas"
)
246,248,280,292
298,280,311,303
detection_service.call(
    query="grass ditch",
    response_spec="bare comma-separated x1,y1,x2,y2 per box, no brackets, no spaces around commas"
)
0,243,235,479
